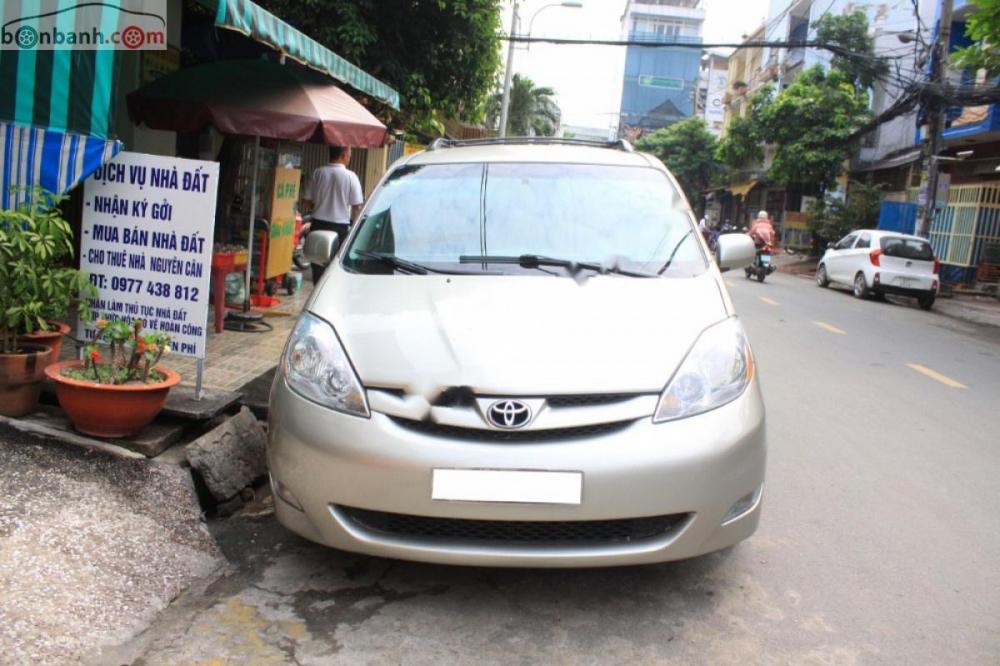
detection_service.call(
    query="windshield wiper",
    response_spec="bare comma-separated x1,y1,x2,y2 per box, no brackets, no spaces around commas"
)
459,254,655,278
655,229,695,276
354,250,451,275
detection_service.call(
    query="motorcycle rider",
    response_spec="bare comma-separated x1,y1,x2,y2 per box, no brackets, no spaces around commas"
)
748,210,775,249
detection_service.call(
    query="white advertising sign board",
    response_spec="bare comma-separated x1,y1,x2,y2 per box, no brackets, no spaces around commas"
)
79,152,219,359
705,72,727,124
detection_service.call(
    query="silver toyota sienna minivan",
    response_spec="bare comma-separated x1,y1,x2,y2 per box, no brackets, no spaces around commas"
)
268,138,764,567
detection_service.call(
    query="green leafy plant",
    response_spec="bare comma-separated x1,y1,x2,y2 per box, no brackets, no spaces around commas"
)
716,12,879,192
0,189,96,355
806,181,885,246
952,0,1000,77
636,117,720,212
813,11,889,90
486,74,562,137
74,319,171,385
257,0,504,130
757,66,871,191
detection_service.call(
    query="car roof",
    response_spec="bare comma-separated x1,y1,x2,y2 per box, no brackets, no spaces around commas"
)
854,229,931,242
404,142,657,169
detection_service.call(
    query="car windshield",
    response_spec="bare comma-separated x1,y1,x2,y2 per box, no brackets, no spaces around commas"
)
343,162,705,277
881,236,934,261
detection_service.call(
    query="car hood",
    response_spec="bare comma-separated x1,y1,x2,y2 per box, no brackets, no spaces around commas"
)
308,267,730,398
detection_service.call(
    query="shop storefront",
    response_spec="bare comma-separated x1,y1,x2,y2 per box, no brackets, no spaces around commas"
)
0,0,399,394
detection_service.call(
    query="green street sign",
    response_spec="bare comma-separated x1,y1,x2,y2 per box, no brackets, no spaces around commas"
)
638,75,684,90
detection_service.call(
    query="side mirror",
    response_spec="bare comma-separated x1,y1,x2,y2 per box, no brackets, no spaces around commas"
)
826,242,835,250
716,233,757,270
303,230,341,266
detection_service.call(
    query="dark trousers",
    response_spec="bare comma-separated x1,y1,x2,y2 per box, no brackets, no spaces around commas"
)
310,219,350,283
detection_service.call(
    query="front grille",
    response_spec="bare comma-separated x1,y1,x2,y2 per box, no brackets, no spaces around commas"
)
546,393,643,408
389,417,633,442
338,506,689,545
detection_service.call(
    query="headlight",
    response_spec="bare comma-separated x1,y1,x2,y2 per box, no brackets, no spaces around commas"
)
653,317,754,423
282,313,369,417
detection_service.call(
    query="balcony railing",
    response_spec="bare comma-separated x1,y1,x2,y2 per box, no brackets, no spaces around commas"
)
627,31,703,45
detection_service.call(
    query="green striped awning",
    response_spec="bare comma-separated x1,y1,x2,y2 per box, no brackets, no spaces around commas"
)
204,0,400,110
0,47,119,140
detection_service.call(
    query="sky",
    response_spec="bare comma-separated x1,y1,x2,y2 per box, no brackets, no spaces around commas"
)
501,0,770,132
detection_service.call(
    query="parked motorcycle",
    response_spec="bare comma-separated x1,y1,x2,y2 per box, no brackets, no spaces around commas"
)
745,246,776,283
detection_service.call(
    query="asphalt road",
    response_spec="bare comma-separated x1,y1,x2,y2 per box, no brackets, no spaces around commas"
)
105,271,1000,666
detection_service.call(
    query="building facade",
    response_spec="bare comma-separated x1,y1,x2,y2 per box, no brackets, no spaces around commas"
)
618,0,705,139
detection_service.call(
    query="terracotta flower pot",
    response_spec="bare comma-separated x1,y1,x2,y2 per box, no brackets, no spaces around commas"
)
18,321,72,368
45,360,181,438
0,344,54,417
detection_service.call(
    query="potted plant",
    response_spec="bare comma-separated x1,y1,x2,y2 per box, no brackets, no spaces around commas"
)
46,319,180,437
1,191,95,417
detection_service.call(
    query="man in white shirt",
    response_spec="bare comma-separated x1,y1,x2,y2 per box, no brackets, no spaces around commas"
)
302,145,364,281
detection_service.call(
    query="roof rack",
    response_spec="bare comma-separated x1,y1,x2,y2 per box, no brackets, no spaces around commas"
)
426,136,634,153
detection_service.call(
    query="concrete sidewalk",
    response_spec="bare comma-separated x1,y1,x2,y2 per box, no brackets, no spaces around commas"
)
0,429,222,663
934,294,1000,328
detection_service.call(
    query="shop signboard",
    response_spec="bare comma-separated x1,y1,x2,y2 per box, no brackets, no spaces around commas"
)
79,152,219,359
266,167,300,279
638,75,684,90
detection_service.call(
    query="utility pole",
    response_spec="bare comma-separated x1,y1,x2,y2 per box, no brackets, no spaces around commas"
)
917,0,954,238
498,2,519,137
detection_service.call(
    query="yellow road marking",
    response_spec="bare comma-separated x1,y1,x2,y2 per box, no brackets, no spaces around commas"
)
812,321,846,335
759,296,780,306
907,363,967,389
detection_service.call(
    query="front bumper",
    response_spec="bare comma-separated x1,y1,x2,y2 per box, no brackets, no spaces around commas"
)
267,380,766,568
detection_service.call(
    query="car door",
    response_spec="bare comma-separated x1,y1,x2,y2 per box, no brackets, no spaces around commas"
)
848,232,873,282
826,233,858,282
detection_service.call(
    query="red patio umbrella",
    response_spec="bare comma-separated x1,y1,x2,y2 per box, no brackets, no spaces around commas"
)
126,58,388,321
126,58,387,147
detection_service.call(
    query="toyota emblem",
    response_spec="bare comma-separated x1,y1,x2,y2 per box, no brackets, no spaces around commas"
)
487,400,532,429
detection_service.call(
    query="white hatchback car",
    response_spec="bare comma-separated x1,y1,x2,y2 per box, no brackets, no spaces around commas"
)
816,229,940,310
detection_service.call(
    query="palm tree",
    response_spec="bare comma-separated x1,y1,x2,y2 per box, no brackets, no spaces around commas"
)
487,74,561,137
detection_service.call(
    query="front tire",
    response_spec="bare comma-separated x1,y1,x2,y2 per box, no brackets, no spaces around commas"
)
756,269,766,283
853,272,869,299
918,293,935,310
816,264,830,288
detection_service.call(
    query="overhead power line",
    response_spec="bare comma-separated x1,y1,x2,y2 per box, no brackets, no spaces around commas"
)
502,34,920,89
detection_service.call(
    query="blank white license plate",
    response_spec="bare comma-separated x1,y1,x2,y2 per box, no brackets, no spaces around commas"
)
432,469,582,505
895,277,915,287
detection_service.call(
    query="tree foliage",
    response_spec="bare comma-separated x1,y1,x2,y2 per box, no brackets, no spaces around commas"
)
952,0,1000,76
715,85,772,171
258,0,504,130
806,181,884,245
637,117,720,210
813,11,888,90
758,66,871,190
486,75,561,136
715,11,878,193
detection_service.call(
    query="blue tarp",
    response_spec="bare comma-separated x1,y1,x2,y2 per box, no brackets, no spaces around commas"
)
878,201,917,235
1,122,122,210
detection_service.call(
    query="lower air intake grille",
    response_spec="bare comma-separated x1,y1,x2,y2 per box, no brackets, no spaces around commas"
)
338,506,689,545
389,417,633,442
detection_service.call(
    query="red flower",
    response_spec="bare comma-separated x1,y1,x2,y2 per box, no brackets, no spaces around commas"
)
89,349,100,363
136,341,148,353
